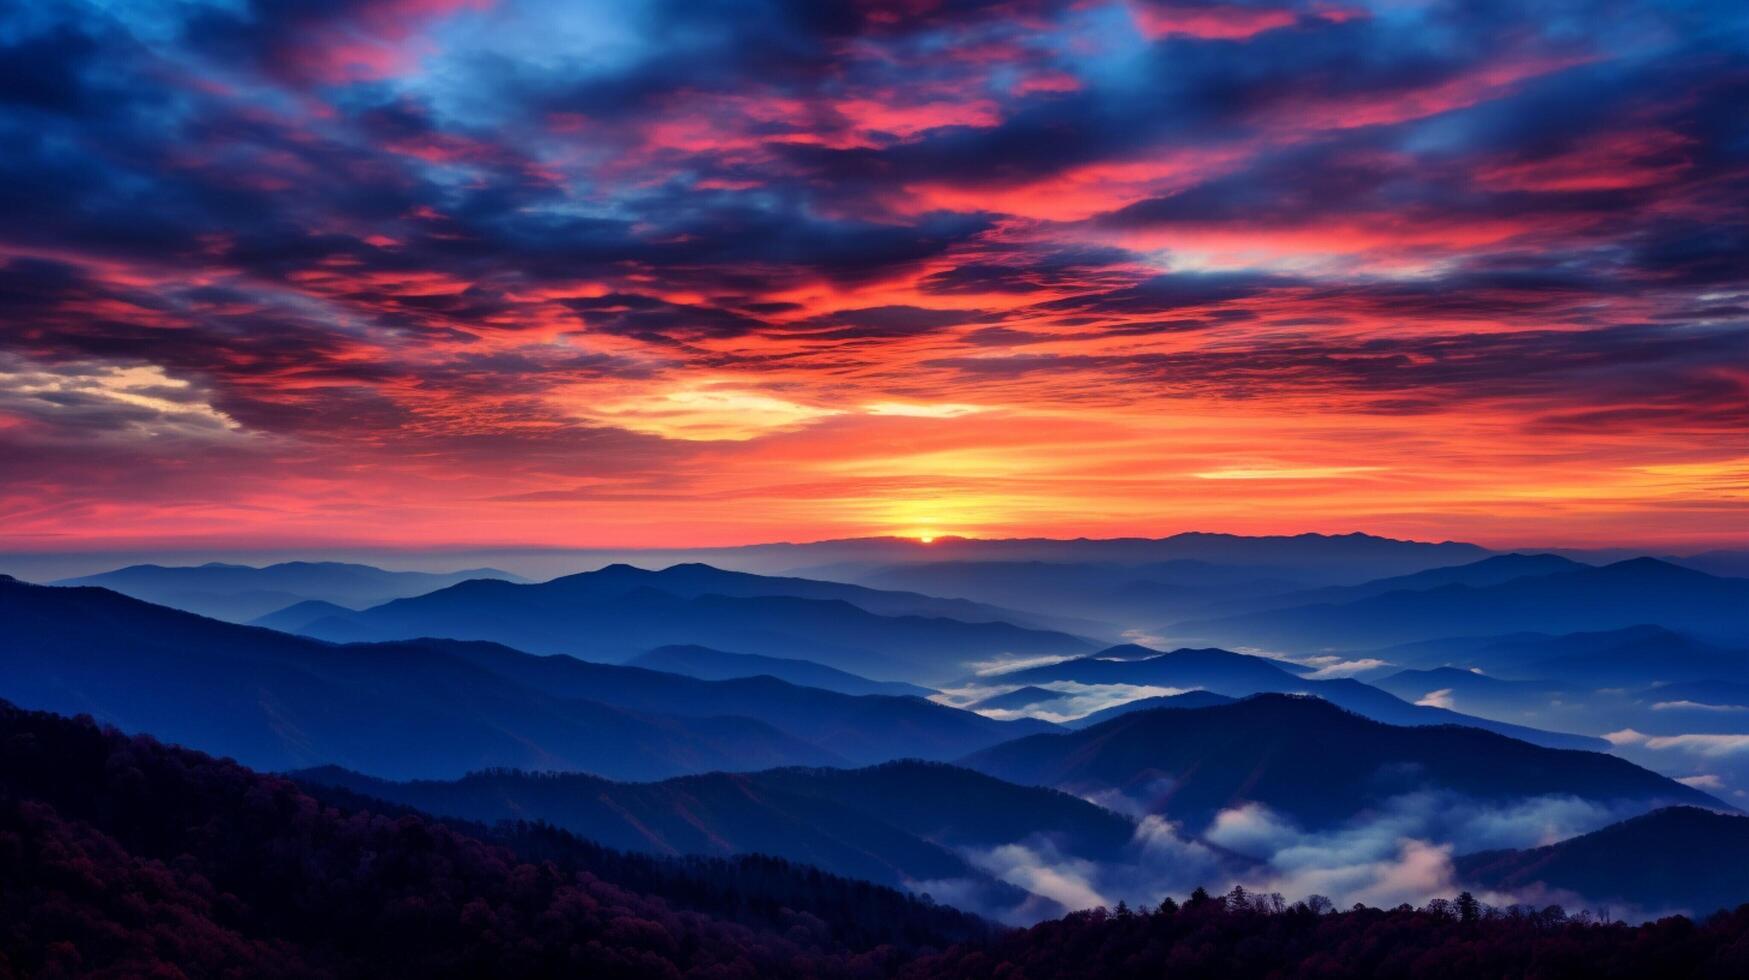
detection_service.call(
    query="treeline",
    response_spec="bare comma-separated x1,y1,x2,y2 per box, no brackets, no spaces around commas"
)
0,701,985,979
901,887,1749,979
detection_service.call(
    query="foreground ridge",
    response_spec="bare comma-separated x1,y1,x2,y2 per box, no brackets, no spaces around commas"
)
5,699,1749,978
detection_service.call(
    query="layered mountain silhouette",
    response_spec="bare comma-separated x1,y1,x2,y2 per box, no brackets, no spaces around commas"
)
764,531,1491,582
1371,667,1561,714
1458,807,1749,916
0,700,993,977
968,686,1066,711
409,637,1055,763
985,645,1601,749
286,563,1092,683
0,577,1044,777
841,559,1311,625
1064,690,1237,728
0,576,836,780
961,695,1719,830
1171,559,1749,651
1375,625,1749,686
628,643,935,697
52,560,524,622
1192,553,1591,619
295,760,1140,921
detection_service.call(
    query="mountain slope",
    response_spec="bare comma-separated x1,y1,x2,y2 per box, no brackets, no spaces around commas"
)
990,645,1602,749
0,700,989,978
969,686,1065,711
420,638,1054,763
295,564,1092,683
1065,690,1237,728
627,644,935,697
1196,553,1591,619
961,694,1718,830
1375,625,1749,685
1457,807,1749,915
3,577,1048,773
1172,559,1749,651
295,760,1140,921
53,560,524,622
0,577,838,780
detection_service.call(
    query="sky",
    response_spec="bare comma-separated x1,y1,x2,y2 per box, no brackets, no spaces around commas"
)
1,0,1746,551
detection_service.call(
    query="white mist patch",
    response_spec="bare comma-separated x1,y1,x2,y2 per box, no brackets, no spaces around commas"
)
1195,793,1658,912
963,842,1108,911
945,791,1661,923
962,821,1226,917
1416,688,1456,709
1304,658,1392,679
1266,651,1394,678
965,653,1083,677
939,681,1196,723
1651,700,1748,713
1606,730,1749,757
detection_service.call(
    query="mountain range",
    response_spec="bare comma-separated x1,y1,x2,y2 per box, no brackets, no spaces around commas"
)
280,563,1093,683
1457,807,1749,916
1169,558,1749,651
627,643,936,697
978,645,1604,749
51,560,525,622
1372,624,1749,686
0,699,993,977
0,576,1044,778
295,760,1140,922
961,695,1720,830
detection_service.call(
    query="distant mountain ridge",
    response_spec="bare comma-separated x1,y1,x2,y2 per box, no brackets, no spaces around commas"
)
1171,557,1749,651
1191,553,1592,619
289,562,1093,683
984,644,1603,749
52,560,526,622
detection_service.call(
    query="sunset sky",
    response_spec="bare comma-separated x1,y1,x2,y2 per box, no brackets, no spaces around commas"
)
2,0,1746,550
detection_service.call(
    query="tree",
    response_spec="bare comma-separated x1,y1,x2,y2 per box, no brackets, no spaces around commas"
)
1457,891,1481,925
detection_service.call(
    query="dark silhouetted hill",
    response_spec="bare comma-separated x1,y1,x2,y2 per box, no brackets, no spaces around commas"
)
0,700,992,978
295,760,1139,922
903,891,1749,978
1458,807,1749,916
